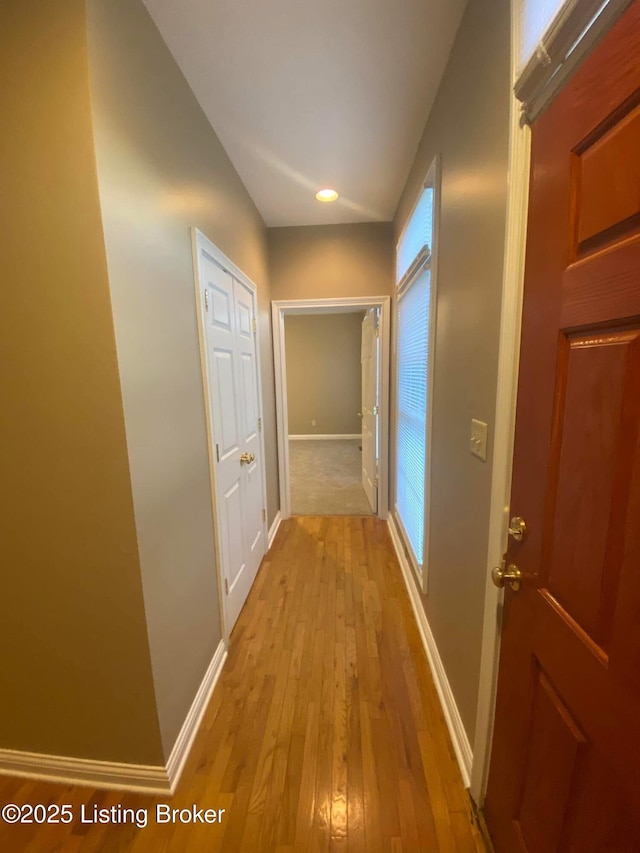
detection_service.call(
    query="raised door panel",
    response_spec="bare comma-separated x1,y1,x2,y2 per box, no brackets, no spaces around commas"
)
203,258,241,473
212,350,240,460
545,329,640,651
240,352,258,446
223,480,245,590
233,281,259,449
211,282,232,329
515,669,586,852
244,460,263,559
576,101,640,253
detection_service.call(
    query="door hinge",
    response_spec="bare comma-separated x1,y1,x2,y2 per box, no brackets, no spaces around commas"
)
374,477,378,488
252,318,257,334
215,444,220,462
258,417,262,432
224,578,229,595
204,289,209,312
262,508,266,522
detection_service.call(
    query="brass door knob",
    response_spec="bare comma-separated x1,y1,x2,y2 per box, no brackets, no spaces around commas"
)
491,561,522,591
240,452,255,465
508,516,527,541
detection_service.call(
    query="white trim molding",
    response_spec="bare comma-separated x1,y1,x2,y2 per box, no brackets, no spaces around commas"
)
393,503,424,592
272,296,391,521
166,639,227,792
387,514,473,787
0,751,171,796
288,433,361,441
268,511,282,550
469,0,532,807
0,640,227,796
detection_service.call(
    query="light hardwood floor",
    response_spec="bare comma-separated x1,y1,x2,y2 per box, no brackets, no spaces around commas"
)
0,517,484,852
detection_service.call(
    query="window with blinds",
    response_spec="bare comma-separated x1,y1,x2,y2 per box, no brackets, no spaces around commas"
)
394,165,438,574
397,188,434,285
396,267,430,565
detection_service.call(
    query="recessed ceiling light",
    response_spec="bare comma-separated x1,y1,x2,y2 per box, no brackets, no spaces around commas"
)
315,188,339,202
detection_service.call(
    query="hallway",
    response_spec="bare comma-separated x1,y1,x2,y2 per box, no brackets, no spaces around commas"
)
0,517,484,852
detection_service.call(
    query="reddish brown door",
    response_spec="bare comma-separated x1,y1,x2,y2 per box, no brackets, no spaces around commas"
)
484,5,640,852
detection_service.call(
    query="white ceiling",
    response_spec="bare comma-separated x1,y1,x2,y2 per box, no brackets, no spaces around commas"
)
143,0,467,227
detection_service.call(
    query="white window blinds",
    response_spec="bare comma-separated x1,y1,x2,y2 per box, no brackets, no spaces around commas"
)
396,188,433,286
394,167,438,573
516,0,631,121
396,268,430,565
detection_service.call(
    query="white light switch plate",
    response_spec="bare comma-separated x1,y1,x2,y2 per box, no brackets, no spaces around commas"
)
470,418,488,461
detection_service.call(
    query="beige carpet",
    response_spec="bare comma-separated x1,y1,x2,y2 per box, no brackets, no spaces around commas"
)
289,439,374,516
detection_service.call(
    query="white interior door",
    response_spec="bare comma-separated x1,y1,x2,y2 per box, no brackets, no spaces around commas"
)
232,278,265,581
361,309,378,513
197,250,265,632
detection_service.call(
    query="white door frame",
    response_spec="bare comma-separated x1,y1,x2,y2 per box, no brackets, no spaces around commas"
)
360,307,379,513
469,2,531,805
272,296,391,520
191,227,269,644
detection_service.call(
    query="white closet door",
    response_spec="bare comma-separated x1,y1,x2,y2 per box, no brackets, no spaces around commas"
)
232,278,265,583
199,250,265,632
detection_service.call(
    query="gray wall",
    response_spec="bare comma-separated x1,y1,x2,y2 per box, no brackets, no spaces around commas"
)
0,0,163,765
285,314,364,436
269,223,394,300
393,0,510,743
87,0,277,759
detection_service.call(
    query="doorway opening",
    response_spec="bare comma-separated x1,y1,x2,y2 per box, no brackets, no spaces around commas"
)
272,296,390,520
285,309,378,515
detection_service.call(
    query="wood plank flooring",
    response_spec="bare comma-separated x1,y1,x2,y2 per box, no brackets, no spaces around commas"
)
0,517,484,852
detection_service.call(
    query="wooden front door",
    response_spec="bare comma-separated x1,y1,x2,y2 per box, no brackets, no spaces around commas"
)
484,5,640,851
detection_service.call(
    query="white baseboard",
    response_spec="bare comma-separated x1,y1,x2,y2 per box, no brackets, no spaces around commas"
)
387,514,473,787
288,434,361,441
166,639,227,792
0,750,171,795
268,511,282,550
0,640,228,796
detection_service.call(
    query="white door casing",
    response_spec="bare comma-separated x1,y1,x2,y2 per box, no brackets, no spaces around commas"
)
469,0,531,805
194,234,266,634
361,309,378,513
